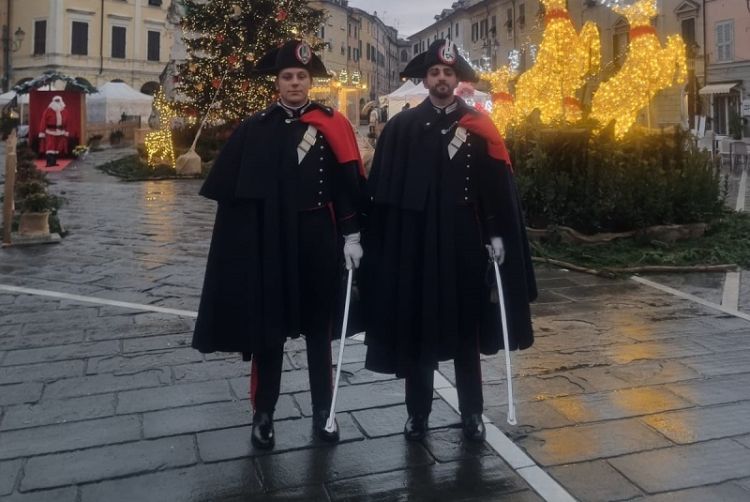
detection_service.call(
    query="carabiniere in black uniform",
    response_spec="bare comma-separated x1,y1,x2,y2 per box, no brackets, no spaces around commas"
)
192,40,364,450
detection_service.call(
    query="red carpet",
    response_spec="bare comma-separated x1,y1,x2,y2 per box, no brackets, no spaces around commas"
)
34,159,73,173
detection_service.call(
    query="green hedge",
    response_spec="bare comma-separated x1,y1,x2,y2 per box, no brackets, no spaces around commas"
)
508,124,725,233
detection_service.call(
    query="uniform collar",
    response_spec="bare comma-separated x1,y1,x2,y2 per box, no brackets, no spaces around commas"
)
432,99,459,116
259,100,334,122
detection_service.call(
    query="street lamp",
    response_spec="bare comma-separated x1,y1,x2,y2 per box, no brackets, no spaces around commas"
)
2,25,26,92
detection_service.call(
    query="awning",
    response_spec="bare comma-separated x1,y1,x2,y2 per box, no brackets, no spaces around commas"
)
699,82,741,95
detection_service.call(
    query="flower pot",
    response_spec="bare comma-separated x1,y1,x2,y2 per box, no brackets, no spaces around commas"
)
19,211,50,236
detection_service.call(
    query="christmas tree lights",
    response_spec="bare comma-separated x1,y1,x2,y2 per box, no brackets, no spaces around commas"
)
590,0,687,138
178,0,325,121
513,0,601,124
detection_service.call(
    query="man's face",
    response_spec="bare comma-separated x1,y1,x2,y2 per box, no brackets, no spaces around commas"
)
424,65,458,100
276,68,311,107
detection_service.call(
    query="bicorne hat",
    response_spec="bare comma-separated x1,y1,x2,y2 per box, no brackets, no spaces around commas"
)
401,39,478,82
253,40,329,78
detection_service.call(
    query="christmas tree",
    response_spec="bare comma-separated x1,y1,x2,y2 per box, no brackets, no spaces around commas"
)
178,0,326,121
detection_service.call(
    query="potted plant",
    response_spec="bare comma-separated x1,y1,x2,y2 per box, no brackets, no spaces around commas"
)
72,144,90,160
109,129,124,146
15,180,60,236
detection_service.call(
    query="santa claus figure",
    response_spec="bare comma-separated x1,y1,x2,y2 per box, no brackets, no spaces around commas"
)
38,96,70,166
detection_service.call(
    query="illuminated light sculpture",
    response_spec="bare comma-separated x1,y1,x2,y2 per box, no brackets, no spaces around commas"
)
514,0,601,124
145,90,177,168
591,0,687,138
481,66,517,135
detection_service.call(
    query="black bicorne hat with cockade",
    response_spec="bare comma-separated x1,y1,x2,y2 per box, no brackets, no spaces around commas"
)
253,40,329,78
401,38,478,82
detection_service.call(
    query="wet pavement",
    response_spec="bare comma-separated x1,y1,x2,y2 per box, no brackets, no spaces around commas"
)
0,149,750,500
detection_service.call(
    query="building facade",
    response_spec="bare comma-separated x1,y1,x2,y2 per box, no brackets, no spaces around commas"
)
7,0,171,94
703,0,749,138
311,0,402,102
408,0,707,130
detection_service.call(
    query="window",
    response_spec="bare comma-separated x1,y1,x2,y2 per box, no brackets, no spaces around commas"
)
491,16,497,38
33,20,46,55
111,26,126,59
71,21,88,55
348,46,351,60
455,23,459,37
716,20,733,62
681,18,695,47
518,4,526,30
448,26,452,39
320,26,325,39
401,49,408,62
341,44,345,56
480,19,488,39
471,22,478,42
612,30,629,70
506,8,513,37
413,43,419,55
148,0,162,6
147,30,160,61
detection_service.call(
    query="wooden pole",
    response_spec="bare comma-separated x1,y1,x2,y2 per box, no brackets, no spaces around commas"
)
3,129,17,246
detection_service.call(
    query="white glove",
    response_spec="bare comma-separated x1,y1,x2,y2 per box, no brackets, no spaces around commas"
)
38,132,45,138
486,236,505,265
343,232,363,270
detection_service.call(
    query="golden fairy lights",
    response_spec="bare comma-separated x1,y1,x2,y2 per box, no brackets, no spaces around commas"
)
482,0,686,140
513,0,601,124
590,0,687,138
480,66,516,135
145,91,177,168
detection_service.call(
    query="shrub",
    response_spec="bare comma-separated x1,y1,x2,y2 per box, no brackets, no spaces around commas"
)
509,124,724,233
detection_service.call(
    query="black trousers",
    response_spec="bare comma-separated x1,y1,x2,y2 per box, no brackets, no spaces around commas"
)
250,207,339,415
405,205,486,417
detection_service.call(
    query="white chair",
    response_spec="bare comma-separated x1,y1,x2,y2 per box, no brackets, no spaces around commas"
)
718,138,733,167
696,131,714,157
733,142,749,171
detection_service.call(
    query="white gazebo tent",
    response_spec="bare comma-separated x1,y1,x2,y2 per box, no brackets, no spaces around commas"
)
86,82,154,125
386,80,491,119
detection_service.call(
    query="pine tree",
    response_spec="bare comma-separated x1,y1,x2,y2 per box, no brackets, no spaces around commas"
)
178,0,326,121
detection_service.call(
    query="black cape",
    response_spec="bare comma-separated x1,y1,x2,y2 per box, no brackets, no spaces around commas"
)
362,98,537,377
192,102,361,357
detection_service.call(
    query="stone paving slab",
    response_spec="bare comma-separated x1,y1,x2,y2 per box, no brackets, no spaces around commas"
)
609,439,750,493
547,460,643,501
519,418,672,466
642,401,750,444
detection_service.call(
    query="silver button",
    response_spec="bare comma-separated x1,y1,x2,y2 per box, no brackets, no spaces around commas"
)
319,168,323,172
320,157,324,161
464,196,468,201
317,202,322,206
466,177,469,180
467,143,472,147
319,180,323,184
467,154,471,158
320,146,325,150
466,164,470,168
426,122,431,126
465,187,468,191
318,191,323,195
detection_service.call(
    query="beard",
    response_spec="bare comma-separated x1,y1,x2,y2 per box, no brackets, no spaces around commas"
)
428,82,454,100
49,101,65,112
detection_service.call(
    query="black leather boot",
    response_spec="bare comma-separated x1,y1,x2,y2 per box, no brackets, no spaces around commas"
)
46,153,56,166
251,411,275,450
462,413,486,441
312,409,340,443
404,414,429,441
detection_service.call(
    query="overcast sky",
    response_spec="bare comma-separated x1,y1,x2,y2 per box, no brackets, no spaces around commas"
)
347,0,456,38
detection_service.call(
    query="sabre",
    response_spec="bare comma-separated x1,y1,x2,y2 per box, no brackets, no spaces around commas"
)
493,260,517,425
325,268,354,433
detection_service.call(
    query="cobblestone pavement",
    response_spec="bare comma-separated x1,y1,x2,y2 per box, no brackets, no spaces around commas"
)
0,150,750,501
